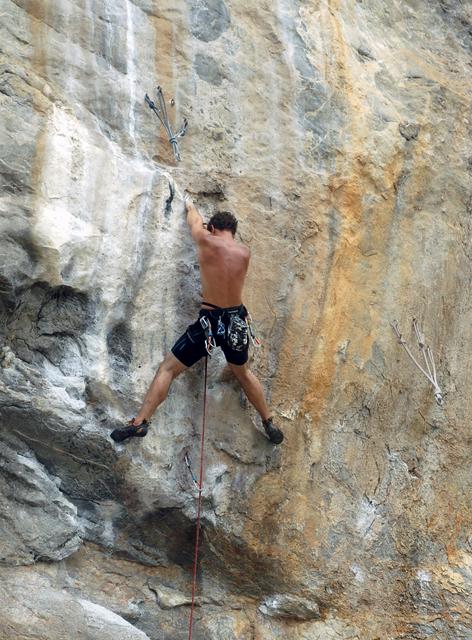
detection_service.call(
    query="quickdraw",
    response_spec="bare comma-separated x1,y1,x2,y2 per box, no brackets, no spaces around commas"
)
184,452,199,489
199,316,216,357
145,86,188,162
246,312,262,348
216,316,225,337
391,318,443,406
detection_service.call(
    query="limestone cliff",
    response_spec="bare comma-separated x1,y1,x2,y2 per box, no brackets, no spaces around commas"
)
1,1,471,638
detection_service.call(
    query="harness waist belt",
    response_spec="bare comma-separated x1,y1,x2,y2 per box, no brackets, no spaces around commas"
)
201,301,244,313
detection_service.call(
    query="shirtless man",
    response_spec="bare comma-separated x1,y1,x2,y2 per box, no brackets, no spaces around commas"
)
110,196,283,445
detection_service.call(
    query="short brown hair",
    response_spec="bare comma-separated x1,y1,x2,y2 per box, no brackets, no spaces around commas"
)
207,211,238,235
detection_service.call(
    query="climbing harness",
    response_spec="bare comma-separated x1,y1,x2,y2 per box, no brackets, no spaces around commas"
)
201,301,261,349
188,356,208,640
199,316,216,356
144,86,188,162
391,318,443,406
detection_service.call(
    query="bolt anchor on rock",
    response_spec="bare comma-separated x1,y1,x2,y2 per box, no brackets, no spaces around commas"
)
145,85,188,162
391,318,444,406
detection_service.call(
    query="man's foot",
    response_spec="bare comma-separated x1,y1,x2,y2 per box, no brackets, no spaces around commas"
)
110,418,150,443
263,418,284,445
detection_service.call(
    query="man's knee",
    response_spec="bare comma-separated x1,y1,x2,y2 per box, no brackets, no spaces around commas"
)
229,362,252,382
159,352,187,379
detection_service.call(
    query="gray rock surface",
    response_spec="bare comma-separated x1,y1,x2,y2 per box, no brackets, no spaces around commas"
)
259,593,321,620
188,0,231,42
0,442,81,565
0,0,472,639
0,567,150,640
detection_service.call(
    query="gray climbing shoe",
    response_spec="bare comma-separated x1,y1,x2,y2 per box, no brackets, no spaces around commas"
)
263,418,284,445
110,419,149,443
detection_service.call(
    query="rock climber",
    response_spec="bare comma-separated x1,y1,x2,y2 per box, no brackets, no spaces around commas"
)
110,195,284,445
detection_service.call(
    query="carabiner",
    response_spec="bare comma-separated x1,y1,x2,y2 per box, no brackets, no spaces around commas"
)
200,316,216,356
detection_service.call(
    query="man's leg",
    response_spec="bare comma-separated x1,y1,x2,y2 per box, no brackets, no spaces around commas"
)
110,353,187,442
228,362,271,421
134,352,188,424
228,362,283,443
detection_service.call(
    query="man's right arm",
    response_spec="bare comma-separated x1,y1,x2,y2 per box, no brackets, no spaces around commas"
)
184,195,209,242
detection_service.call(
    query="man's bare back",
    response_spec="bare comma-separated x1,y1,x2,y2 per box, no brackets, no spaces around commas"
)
198,235,250,308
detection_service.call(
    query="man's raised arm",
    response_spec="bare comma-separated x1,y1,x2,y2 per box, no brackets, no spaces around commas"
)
184,195,209,242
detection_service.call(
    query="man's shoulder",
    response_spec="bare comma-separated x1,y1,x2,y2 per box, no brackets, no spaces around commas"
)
237,241,250,254
231,242,250,261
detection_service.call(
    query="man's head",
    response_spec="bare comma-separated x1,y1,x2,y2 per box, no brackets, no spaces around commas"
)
207,211,238,236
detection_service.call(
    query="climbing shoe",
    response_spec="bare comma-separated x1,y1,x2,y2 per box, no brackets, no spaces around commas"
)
263,418,284,445
110,419,149,443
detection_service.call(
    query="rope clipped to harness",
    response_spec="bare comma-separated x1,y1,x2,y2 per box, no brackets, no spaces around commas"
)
145,86,188,162
391,318,443,406
188,356,208,640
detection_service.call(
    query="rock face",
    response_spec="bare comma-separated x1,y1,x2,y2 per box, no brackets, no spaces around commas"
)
0,442,82,565
1,1,472,639
0,567,151,640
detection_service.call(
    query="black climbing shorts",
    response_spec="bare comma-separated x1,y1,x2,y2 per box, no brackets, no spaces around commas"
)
171,305,249,367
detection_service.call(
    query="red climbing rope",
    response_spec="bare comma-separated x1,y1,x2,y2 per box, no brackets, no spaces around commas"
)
188,356,208,640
